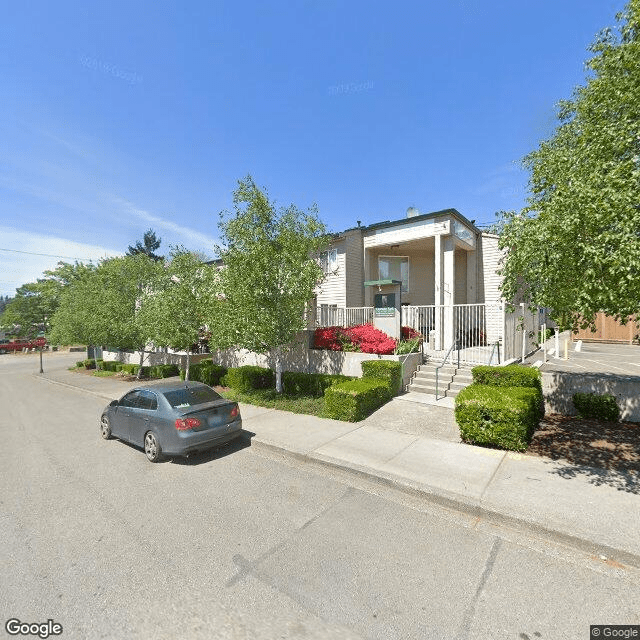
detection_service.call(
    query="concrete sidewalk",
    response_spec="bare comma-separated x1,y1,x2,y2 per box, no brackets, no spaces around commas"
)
37,367,640,568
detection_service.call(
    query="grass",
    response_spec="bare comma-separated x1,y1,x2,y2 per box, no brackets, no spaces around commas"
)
218,387,326,417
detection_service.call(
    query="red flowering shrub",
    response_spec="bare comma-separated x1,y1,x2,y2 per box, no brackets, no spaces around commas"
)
313,324,397,355
401,326,423,341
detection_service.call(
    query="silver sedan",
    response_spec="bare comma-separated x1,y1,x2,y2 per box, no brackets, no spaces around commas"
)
100,380,243,462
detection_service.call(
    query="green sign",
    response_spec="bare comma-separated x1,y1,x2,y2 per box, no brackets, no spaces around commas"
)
374,293,396,317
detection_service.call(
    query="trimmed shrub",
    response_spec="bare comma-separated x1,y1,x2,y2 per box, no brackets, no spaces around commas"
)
101,361,119,372
472,365,543,417
180,362,228,385
224,366,275,392
120,363,148,376
82,358,96,370
324,379,391,422
361,360,403,396
573,392,620,422
471,365,541,390
455,384,540,452
76,360,85,368
282,372,355,397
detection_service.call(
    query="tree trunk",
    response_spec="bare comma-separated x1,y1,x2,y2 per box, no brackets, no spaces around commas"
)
93,345,100,371
136,348,145,380
275,353,282,393
185,351,191,381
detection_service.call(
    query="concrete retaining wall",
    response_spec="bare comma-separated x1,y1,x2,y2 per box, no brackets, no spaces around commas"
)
103,339,422,388
542,371,640,422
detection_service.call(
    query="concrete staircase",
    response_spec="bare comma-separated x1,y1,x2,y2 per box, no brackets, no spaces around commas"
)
407,362,473,399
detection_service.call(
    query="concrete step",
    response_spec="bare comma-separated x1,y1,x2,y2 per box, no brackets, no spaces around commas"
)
407,381,438,395
448,381,470,392
412,372,454,384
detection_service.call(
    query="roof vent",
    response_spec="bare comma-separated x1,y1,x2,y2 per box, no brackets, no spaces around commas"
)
406,206,420,218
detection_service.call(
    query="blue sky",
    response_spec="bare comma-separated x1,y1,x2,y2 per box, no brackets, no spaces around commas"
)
0,0,625,296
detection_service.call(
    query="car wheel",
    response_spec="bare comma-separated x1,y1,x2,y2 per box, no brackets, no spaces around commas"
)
144,431,162,463
100,414,112,439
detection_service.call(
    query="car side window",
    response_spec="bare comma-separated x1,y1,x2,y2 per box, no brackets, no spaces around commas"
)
120,391,141,408
138,390,158,411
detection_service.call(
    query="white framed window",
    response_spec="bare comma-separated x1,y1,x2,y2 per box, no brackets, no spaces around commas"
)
378,255,409,292
320,248,338,275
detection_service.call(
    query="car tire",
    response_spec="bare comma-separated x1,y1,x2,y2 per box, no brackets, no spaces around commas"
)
100,414,112,439
144,431,163,463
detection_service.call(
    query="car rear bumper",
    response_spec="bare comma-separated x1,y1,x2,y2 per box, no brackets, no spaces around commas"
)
161,419,244,456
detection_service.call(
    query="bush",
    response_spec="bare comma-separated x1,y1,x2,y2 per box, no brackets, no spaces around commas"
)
394,338,421,355
573,392,620,422
151,364,180,379
313,324,397,355
101,361,119,372
181,361,228,385
471,365,541,390
82,358,96,370
455,384,540,452
223,366,275,392
324,379,391,422
282,372,355,397
76,360,85,368
361,360,403,396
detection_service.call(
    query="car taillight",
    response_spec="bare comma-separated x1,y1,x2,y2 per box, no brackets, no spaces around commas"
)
230,405,239,418
175,417,201,430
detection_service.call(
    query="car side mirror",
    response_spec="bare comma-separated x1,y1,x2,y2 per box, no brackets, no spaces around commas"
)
110,400,119,407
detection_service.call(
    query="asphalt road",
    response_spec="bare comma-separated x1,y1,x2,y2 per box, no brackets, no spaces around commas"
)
1,352,639,640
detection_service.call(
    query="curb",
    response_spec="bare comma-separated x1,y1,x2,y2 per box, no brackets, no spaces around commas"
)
32,374,121,402
250,439,640,571
34,372,640,571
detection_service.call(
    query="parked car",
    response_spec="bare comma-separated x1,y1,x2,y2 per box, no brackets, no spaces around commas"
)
100,381,243,462
0,337,47,353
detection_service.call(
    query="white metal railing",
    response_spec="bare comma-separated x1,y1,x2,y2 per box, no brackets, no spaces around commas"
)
316,303,541,365
316,306,373,327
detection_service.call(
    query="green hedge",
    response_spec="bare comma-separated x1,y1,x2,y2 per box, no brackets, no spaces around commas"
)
361,360,402,396
180,361,227,385
471,365,541,390
324,379,391,422
455,384,540,452
282,372,355,397
82,358,96,370
222,366,275,393
573,392,620,422
150,364,180,379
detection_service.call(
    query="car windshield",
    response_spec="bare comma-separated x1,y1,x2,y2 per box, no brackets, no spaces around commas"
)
163,386,221,409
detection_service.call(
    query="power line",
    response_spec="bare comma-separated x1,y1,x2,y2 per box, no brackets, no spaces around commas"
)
0,247,99,261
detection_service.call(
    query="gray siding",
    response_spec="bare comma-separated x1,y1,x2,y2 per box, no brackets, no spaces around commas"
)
344,230,364,306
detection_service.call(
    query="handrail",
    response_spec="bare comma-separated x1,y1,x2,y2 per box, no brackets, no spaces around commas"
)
435,341,460,400
487,340,501,365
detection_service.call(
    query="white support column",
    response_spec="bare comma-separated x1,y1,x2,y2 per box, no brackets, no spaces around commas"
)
443,237,455,348
434,234,443,349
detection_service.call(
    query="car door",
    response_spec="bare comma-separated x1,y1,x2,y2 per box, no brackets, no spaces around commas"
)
128,390,159,447
113,390,143,441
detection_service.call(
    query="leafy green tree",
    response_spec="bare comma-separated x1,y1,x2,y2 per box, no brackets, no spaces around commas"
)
138,249,221,380
210,176,328,392
1,262,94,337
51,255,162,376
499,1,640,326
127,229,163,262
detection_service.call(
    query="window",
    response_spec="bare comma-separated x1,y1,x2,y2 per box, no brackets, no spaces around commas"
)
320,249,338,275
138,390,158,411
378,256,409,292
163,386,221,409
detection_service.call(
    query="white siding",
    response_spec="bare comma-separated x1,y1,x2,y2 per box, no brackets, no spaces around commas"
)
479,233,504,304
315,238,347,307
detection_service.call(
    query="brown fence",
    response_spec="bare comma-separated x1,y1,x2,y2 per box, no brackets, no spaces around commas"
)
572,313,639,344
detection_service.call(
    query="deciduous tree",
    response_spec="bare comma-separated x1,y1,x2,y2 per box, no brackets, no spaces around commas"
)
210,176,328,392
499,1,640,325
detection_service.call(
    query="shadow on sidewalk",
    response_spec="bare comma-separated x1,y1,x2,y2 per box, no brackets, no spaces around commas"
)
528,415,640,494
169,431,256,466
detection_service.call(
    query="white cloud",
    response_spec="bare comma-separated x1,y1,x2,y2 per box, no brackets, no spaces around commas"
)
0,227,121,296
114,197,219,250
